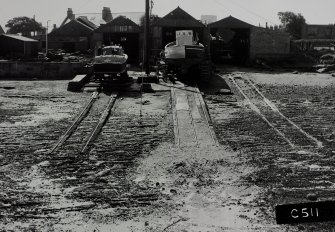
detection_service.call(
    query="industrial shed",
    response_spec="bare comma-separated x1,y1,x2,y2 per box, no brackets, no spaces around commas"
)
209,16,253,64
209,16,291,64
92,16,141,64
48,19,94,52
0,34,38,59
151,7,205,56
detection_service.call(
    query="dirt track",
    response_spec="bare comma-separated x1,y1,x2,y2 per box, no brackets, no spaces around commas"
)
0,72,335,231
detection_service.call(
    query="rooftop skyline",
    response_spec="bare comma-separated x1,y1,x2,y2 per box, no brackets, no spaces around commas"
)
1,0,335,30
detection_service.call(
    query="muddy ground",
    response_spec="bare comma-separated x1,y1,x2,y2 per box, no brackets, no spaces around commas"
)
0,71,334,231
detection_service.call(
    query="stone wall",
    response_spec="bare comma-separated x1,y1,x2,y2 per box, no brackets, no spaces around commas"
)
250,27,290,60
0,61,86,79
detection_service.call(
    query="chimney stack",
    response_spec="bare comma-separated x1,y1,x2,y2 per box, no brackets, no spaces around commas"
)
102,7,112,22
67,8,75,20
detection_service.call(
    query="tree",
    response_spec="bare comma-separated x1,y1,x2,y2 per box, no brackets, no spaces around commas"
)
278,11,306,39
5,16,43,36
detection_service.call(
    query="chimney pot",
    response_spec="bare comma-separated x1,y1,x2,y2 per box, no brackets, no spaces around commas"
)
67,8,75,20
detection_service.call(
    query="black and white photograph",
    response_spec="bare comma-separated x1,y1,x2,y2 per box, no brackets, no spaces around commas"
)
0,0,334,231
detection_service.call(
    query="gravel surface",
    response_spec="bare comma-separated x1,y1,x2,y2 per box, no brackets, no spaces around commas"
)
205,71,335,231
0,72,334,231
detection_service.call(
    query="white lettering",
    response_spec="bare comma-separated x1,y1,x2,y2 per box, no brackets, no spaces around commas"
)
302,208,309,218
291,209,299,218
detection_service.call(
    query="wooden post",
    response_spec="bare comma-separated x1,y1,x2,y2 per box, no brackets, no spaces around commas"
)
144,0,150,75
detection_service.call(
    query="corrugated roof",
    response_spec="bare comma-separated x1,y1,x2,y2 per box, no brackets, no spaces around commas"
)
153,7,204,28
95,16,140,33
209,16,254,29
1,34,38,42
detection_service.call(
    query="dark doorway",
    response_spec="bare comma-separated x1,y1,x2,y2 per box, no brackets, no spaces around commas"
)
103,33,139,64
210,28,250,65
162,28,176,47
62,42,75,53
231,28,249,65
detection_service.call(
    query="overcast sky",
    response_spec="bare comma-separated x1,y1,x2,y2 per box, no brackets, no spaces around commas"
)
1,0,335,30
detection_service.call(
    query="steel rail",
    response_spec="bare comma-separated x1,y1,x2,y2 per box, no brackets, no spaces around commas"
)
48,91,99,154
81,93,118,153
194,82,218,146
244,76,323,148
227,74,296,149
171,86,181,147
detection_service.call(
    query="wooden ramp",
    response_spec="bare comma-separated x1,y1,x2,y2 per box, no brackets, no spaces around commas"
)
171,82,218,148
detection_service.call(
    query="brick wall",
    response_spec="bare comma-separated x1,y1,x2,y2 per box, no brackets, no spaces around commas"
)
250,27,290,60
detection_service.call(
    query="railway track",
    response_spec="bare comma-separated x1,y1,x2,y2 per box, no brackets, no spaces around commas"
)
223,73,323,150
49,91,118,154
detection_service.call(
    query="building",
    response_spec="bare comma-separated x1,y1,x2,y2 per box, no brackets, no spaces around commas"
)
302,24,335,40
0,34,38,58
249,27,290,61
201,15,217,25
77,16,98,30
209,16,253,64
209,16,290,63
76,9,143,28
92,16,141,64
46,7,116,53
296,24,335,51
48,19,95,52
151,7,205,56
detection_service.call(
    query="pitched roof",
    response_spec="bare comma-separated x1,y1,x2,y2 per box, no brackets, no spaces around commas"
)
49,19,94,37
1,34,38,42
0,25,4,34
95,16,140,33
76,12,143,27
76,13,106,27
153,7,204,28
209,16,254,29
77,16,98,29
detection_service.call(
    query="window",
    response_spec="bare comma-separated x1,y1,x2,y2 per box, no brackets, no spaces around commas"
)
324,28,331,36
120,26,128,32
307,26,318,36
